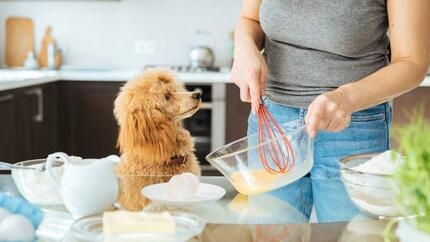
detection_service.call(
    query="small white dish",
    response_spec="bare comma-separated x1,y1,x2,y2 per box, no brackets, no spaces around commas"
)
71,212,205,242
142,183,226,206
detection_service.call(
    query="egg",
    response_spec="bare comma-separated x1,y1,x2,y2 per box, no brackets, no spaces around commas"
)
166,173,200,199
0,208,11,223
0,214,35,241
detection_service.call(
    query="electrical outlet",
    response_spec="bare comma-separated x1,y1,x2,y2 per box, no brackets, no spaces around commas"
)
134,40,157,55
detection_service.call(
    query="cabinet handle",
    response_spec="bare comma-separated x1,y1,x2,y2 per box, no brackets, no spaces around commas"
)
0,94,14,102
25,88,44,123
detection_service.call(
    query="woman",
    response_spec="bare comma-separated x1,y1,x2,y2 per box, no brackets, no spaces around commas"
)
231,0,430,222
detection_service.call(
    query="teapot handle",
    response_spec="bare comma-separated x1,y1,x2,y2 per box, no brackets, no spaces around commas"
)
46,152,70,192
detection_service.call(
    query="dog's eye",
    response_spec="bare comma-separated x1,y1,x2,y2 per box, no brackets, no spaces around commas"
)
164,93,172,100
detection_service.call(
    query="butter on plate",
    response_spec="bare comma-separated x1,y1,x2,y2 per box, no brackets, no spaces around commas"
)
103,211,176,234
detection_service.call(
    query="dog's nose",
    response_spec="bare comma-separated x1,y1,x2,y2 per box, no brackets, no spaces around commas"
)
192,92,201,100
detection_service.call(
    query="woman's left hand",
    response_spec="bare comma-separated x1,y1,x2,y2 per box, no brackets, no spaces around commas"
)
305,90,353,138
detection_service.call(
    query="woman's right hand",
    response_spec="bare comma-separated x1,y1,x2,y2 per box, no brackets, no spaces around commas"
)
230,42,268,115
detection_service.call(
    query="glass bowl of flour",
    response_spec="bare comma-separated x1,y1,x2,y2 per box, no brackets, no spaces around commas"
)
12,159,64,206
339,151,403,219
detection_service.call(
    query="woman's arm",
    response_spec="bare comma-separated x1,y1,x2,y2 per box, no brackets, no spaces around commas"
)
235,0,265,50
231,0,267,114
339,0,430,111
305,0,430,138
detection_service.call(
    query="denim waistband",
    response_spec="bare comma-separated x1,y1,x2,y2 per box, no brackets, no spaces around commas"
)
262,96,391,118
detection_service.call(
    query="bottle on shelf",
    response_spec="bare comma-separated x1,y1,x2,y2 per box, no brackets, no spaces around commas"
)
38,26,62,70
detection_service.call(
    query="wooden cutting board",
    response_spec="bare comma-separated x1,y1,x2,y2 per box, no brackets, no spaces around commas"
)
5,17,35,67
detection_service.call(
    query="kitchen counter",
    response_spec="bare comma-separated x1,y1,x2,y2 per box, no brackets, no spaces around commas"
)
1,68,430,93
0,69,232,92
0,175,397,242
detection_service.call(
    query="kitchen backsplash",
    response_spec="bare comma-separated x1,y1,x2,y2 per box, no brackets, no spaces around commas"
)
0,0,240,68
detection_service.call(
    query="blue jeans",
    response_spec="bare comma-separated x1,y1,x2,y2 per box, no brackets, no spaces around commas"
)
247,97,392,222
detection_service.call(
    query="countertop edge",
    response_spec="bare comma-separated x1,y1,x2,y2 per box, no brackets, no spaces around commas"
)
0,76,59,92
0,71,429,92
0,71,233,92
420,75,430,87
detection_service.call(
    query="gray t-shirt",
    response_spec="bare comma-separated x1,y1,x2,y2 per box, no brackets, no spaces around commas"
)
260,0,389,108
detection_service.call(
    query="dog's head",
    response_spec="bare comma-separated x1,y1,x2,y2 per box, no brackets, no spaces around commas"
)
115,68,201,122
114,68,201,160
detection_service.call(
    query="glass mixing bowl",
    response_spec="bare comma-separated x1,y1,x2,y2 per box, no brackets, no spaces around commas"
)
12,159,64,206
206,120,313,195
339,153,401,218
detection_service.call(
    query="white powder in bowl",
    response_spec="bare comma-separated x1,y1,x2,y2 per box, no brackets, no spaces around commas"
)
13,156,83,206
351,150,402,175
344,150,403,217
12,163,65,206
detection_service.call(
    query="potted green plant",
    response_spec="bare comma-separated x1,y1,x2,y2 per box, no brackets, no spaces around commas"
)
387,109,430,242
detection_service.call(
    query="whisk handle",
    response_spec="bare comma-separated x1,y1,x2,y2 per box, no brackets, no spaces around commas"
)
259,96,265,105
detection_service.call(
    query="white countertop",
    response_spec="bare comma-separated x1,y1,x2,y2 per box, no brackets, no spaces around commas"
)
0,69,429,92
0,69,232,92
423,75,430,86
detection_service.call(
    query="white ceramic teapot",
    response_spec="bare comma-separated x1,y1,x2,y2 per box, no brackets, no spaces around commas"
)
46,152,119,219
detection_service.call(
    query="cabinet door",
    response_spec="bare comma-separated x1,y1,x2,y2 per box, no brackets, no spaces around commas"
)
225,84,251,143
17,84,58,160
392,87,430,147
393,87,430,124
59,81,123,158
0,92,17,163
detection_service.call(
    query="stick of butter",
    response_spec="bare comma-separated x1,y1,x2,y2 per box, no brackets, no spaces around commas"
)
103,211,176,235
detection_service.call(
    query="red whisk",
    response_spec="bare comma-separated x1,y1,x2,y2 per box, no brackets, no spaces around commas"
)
258,98,295,174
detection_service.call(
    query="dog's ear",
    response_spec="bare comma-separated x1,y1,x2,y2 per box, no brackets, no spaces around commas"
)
113,87,132,125
117,108,176,161
117,109,154,150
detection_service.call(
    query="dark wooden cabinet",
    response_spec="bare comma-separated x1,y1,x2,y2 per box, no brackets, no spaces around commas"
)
393,87,430,125
17,84,59,161
58,81,124,158
391,86,430,147
0,81,123,163
225,83,251,143
0,92,18,162
0,83,57,163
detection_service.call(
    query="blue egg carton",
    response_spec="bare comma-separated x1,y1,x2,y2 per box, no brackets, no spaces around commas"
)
0,192,43,230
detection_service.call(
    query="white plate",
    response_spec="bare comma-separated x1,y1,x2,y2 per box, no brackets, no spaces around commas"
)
71,212,205,242
142,183,226,206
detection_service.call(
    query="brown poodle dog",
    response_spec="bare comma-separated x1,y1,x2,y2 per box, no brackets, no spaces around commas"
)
114,68,201,211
